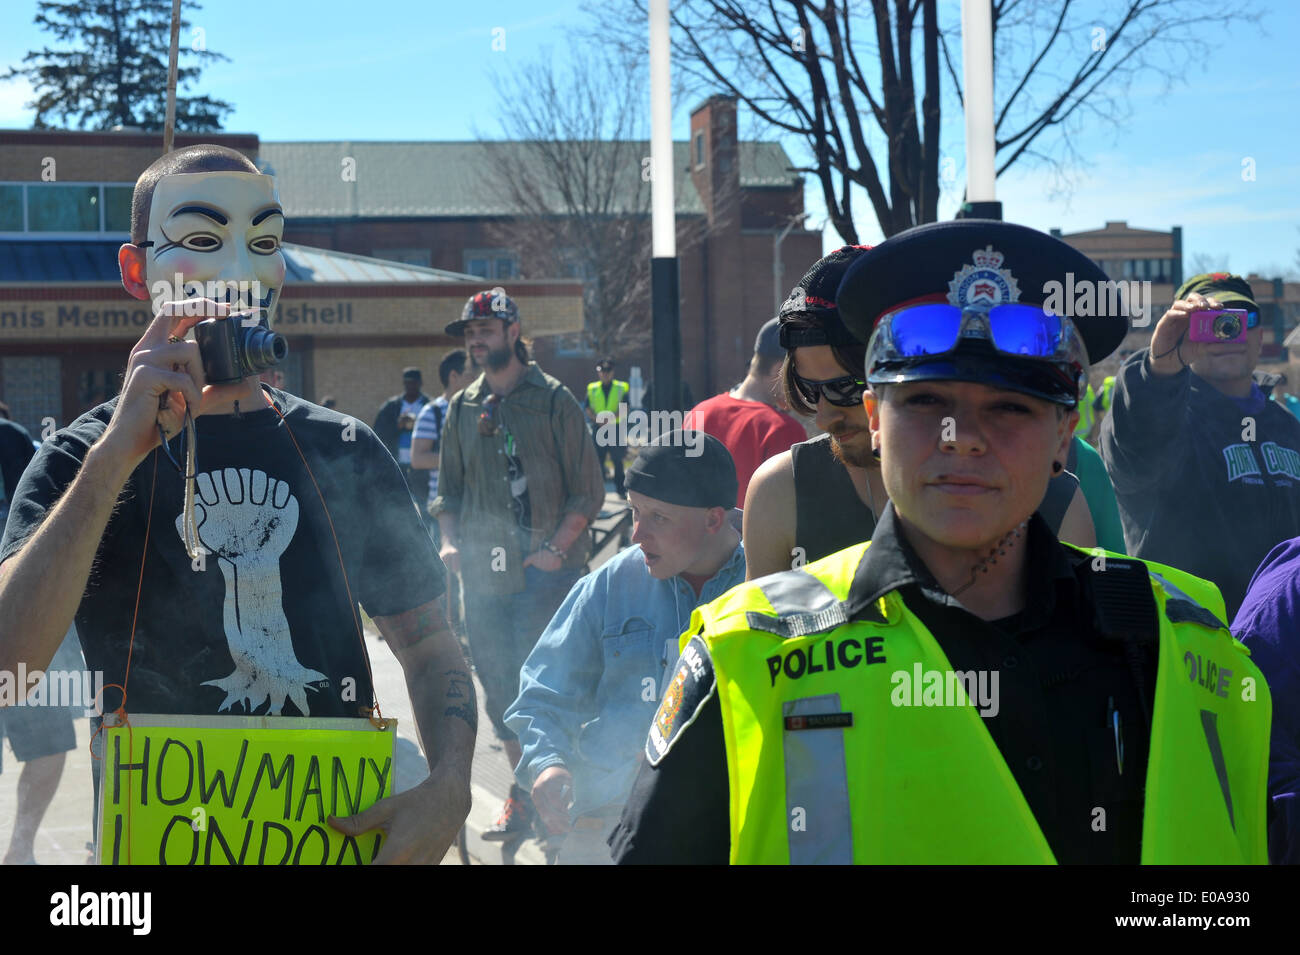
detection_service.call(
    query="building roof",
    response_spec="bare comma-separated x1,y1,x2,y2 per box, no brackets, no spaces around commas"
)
1057,220,1177,239
0,240,478,284
257,140,800,219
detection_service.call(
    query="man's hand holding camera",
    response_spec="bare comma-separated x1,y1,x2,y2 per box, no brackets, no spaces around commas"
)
100,300,231,471
1147,292,1225,377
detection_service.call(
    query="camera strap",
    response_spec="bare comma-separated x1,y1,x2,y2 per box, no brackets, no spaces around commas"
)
178,408,202,561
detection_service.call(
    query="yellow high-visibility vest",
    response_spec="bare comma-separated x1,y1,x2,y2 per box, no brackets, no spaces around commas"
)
587,380,629,420
1075,383,1097,435
683,544,1270,864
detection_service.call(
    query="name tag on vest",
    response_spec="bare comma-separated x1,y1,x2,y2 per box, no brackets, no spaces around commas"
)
784,712,854,731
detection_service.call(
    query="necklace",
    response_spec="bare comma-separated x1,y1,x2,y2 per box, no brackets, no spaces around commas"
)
949,521,1028,598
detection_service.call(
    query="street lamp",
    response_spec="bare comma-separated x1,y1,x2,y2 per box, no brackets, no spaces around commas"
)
773,213,809,315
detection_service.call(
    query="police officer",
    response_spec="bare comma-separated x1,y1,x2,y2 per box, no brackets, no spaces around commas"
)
609,220,1271,865
586,357,630,497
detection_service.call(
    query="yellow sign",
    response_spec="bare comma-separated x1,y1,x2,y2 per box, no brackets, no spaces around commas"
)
96,714,396,865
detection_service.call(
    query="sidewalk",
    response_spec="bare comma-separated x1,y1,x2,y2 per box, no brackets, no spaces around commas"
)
0,491,632,866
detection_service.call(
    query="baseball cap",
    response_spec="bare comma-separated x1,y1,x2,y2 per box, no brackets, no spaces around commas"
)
1175,272,1259,312
836,219,1129,405
445,288,520,336
625,431,738,510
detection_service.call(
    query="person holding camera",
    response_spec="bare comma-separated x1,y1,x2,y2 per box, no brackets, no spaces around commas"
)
0,145,474,864
1099,272,1300,619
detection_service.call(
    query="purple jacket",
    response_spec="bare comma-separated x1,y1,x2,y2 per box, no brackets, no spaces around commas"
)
1232,537,1300,864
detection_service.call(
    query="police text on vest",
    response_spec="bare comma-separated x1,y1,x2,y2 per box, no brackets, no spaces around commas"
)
766,636,885,686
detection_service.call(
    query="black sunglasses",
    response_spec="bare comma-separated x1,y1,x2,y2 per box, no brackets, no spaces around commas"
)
793,372,867,408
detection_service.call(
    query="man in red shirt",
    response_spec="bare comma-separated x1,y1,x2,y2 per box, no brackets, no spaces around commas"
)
686,317,808,507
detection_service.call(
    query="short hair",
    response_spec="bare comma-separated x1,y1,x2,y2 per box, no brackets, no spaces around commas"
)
320,395,337,409
779,313,868,416
402,367,422,380
439,349,468,387
130,144,260,244
753,351,784,378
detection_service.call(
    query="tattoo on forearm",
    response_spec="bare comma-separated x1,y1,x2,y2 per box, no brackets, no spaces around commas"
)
443,668,478,732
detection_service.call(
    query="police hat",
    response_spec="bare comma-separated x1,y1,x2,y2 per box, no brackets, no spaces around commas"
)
836,220,1129,399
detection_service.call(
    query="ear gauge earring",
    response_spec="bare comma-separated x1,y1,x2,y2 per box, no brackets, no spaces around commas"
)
1052,461,1063,474
872,445,882,461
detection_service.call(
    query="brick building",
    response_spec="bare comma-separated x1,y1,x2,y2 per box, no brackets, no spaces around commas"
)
0,129,584,437
259,94,822,403
1053,221,1300,384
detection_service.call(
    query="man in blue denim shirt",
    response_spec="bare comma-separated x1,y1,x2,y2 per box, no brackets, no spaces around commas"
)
506,432,745,864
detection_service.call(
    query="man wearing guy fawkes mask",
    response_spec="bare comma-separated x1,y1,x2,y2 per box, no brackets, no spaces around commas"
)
0,145,473,863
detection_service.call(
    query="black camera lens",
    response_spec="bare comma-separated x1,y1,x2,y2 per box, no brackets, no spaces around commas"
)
1213,314,1242,340
242,325,288,373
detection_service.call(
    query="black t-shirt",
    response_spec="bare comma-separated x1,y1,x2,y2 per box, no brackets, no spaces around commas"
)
0,418,36,514
0,387,445,718
610,506,1159,865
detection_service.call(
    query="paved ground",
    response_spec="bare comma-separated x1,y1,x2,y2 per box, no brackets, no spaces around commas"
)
0,489,632,866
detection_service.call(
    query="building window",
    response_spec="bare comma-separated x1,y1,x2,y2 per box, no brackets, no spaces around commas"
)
463,249,518,280
373,247,432,267
694,130,706,169
0,355,62,438
28,184,100,232
0,185,21,231
554,331,597,358
0,182,133,234
104,185,132,233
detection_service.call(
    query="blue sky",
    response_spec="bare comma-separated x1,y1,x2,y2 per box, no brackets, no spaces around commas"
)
1,0,1295,277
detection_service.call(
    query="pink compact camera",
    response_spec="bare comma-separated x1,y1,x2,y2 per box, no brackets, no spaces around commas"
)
1187,309,1249,344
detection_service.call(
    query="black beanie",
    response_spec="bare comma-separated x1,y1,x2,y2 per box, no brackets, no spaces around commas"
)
624,431,738,509
778,245,873,349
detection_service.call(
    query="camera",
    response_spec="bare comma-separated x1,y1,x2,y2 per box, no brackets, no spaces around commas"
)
194,317,288,384
1187,309,1248,344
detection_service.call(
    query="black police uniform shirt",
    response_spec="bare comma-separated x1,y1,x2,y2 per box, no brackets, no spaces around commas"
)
0,386,445,718
609,502,1160,865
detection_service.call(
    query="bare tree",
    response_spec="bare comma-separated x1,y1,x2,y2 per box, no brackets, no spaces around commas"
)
585,0,1258,243
478,44,658,358
1187,251,1230,276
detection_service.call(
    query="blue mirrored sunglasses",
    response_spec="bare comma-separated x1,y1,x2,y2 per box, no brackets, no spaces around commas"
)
885,303,1071,359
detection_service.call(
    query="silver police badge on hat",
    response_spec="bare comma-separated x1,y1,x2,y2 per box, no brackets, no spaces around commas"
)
947,245,1021,308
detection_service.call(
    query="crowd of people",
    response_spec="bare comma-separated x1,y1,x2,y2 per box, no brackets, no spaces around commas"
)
1,142,1298,866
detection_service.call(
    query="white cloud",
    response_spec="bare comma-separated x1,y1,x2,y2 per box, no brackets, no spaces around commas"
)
0,76,35,127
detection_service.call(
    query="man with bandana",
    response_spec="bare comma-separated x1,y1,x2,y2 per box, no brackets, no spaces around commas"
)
0,145,473,863
611,220,1270,865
